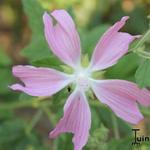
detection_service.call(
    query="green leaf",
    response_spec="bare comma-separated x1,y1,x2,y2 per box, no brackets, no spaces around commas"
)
105,53,140,81
21,0,56,63
80,24,110,56
32,56,62,68
21,37,52,62
135,59,150,88
22,0,44,34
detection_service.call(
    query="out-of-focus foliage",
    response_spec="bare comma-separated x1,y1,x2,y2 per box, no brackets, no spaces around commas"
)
0,119,50,150
21,0,52,62
0,0,150,150
0,47,14,94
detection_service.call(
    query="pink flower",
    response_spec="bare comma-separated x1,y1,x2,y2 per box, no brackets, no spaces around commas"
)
10,10,150,150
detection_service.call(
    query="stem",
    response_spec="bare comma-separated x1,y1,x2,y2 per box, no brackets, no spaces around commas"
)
130,29,150,52
136,50,150,59
111,113,120,139
26,109,43,134
53,139,59,150
41,105,56,126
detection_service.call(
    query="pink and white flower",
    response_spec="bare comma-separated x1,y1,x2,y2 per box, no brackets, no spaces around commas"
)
10,10,150,150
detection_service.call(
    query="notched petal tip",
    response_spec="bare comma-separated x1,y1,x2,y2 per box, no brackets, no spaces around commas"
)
51,9,66,15
12,65,22,76
49,132,53,138
43,12,49,20
49,90,91,150
51,9,75,29
12,65,34,76
121,16,129,22
49,130,57,139
43,12,52,25
43,9,81,68
134,35,142,38
9,84,24,91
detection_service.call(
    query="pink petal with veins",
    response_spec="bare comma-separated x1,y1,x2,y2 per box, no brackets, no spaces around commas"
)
91,79,146,124
50,90,91,150
10,65,72,96
43,10,81,68
90,16,140,71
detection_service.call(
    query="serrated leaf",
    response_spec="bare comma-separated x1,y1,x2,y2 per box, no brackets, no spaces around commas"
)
135,59,150,88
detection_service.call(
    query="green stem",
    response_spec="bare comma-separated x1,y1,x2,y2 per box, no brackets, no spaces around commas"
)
136,50,150,59
41,105,56,126
111,113,120,139
26,109,43,134
130,29,150,52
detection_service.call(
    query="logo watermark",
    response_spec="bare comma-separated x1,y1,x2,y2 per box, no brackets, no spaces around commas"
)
132,129,150,146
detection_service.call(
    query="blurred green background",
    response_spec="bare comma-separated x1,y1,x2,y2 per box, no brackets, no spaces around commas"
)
0,0,150,150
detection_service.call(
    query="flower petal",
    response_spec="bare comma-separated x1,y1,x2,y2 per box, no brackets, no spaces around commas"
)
89,16,140,71
50,90,91,150
91,79,146,124
137,88,150,106
43,10,81,68
10,65,72,96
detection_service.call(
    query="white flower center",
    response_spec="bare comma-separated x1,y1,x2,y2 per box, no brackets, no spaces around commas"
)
74,69,91,91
